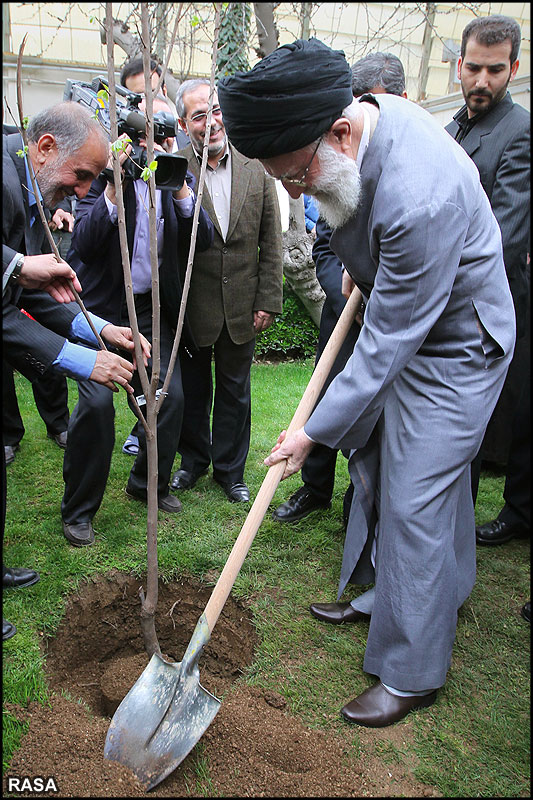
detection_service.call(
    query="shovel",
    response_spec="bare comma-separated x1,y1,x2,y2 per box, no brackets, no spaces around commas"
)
104,285,363,790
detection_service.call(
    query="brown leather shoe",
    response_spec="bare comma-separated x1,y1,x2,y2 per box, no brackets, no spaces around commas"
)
62,521,95,547
341,682,437,727
310,602,370,624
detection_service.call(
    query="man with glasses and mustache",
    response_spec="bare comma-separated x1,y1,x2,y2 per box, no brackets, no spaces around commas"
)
217,38,515,726
446,15,530,550
169,79,282,504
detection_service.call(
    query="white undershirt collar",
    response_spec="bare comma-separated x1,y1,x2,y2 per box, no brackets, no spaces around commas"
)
356,105,370,171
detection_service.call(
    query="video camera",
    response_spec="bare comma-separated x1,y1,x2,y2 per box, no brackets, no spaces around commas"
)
63,76,188,191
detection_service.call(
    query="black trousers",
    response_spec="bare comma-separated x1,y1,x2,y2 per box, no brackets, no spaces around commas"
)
471,315,530,510
499,367,530,528
3,362,69,445
177,323,255,485
61,293,184,524
301,300,360,503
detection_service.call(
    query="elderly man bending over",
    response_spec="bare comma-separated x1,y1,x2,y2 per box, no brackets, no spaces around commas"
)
217,38,515,727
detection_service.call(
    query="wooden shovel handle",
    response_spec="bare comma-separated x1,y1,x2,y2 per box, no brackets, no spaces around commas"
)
203,285,362,633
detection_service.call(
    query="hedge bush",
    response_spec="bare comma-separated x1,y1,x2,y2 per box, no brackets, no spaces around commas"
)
255,283,319,359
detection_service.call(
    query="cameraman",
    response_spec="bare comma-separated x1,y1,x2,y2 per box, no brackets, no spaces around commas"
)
120,57,189,149
60,95,214,545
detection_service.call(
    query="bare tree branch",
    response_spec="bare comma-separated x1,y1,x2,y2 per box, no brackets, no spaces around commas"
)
157,3,223,408
103,10,149,428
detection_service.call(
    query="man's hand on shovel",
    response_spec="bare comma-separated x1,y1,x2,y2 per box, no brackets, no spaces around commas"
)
264,427,315,480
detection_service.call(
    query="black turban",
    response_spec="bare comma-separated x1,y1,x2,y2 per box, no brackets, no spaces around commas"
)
217,38,353,159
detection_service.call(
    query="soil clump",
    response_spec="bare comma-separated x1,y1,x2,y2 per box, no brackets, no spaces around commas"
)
4,571,439,797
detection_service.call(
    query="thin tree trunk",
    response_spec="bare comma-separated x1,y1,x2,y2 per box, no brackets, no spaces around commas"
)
106,1,222,659
105,1,159,657
283,198,324,327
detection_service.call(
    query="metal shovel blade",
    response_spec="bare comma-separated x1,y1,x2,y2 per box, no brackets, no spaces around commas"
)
104,289,363,790
104,617,220,791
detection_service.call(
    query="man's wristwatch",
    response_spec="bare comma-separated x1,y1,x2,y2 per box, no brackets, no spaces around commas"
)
9,254,24,286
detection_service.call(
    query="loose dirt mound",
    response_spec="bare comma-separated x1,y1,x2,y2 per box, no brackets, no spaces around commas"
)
4,571,439,797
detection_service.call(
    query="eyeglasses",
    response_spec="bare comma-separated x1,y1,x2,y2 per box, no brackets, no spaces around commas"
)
269,136,322,188
188,106,223,124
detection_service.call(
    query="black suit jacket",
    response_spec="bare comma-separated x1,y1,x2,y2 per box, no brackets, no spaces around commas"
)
445,92,530,336
66,173,214,348
2,133,80,381
312,216,361,379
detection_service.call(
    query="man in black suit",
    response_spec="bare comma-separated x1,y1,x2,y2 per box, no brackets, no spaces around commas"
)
3,103,142,394
62,96,214,544
445,14,530,545
273,53,407,524
2,124,71,463
119,60,190,457
3,102,148,637
3,358,69,462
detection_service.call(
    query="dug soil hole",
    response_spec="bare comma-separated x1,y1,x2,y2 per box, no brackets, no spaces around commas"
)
5,570,440,797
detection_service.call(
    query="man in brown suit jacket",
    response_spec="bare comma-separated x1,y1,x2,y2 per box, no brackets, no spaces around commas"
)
171,79,283,502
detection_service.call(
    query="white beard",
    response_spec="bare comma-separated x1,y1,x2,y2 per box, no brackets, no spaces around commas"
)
308,141,362,230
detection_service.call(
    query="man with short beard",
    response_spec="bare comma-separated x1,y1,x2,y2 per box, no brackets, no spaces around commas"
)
445,15,530,546
169,79,283,504
217,38,515,727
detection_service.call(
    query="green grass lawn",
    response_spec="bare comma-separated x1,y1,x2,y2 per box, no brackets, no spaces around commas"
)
3,362,530,796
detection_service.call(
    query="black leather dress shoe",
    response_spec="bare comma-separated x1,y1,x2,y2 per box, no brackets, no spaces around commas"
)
3,567,40,590
341,682,437,727
4,444,20,465
272,485,330,523
476,518,529,546
62,521,95,547
521,601,531,623
3,619,17,641
48,430,68,449
310,602,370,625
215,479,250,503
125,486,183,513
170,468,208,491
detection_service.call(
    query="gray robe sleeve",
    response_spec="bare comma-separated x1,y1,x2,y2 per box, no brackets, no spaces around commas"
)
305,199,472,451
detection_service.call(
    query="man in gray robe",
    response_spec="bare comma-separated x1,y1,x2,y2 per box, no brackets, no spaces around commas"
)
217,38,515,727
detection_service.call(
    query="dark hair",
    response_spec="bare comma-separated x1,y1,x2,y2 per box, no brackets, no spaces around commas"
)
351,51,406,97
461,14,521,65
120,57,164,88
